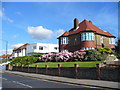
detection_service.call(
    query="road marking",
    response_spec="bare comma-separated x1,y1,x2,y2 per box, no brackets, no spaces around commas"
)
1,77,8,81
12,81,32,88
1,77,32,88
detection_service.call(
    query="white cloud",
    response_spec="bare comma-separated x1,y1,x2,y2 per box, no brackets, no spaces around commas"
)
0,8,14,23
54,29,65,36
3,16,14,23
27,26,53,40
11,43,24,48
0,49,13,55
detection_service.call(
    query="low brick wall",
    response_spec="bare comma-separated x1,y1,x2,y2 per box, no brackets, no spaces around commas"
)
100,67,120,82
10,64,119,82
77,67,97,79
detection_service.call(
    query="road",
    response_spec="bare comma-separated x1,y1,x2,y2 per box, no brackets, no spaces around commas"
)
1,72,97,89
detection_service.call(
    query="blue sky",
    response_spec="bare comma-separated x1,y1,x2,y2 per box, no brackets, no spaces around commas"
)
1,2,118,55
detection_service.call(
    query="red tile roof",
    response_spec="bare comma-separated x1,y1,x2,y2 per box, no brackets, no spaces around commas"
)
59,19,115,38
60,31,69,37
13,48,17,51
13,43,30,51
0,54,12,58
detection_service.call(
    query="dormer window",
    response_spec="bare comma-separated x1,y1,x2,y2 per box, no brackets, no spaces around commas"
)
61,37,68,44
81,32,94,41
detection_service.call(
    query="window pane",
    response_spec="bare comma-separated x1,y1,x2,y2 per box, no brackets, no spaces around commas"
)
33,46,36,49
86,33,88,40
39,46,43,50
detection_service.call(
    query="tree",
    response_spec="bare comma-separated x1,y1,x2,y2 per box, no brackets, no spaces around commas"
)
116,39,120,59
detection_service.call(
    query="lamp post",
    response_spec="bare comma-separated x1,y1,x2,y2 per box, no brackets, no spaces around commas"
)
1,39,8,60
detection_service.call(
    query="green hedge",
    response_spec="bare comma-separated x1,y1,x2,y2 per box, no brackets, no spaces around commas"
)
10,56,38,66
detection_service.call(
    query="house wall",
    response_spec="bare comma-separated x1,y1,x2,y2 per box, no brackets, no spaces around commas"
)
26,43,59,56
68,33,82,52
95,34,111,48
59,32,115,52
12,49,26,57
12,52,17,58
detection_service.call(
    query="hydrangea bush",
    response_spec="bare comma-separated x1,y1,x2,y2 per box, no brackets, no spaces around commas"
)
39,50,86,62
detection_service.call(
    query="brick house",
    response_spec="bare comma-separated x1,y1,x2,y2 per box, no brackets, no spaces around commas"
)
57,18,116,52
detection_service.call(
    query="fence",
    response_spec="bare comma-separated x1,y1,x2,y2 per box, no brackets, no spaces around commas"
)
7,64,120,82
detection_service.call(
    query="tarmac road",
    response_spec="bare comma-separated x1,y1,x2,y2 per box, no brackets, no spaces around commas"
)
1,72,94,89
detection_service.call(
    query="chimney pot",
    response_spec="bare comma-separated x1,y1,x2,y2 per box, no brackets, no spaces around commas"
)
89,20,92,24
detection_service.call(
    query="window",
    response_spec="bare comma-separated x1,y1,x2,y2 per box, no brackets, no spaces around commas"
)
75,38,77,41
39,46,43,50
54,47,58,50
81,47,94,50
61,50,68,52
109,38,115,44
61,37,68,44
81,32,94,41
100,36,103,44
33,46,36,49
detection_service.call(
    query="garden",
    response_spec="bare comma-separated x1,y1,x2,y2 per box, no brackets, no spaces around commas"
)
10,48,114,67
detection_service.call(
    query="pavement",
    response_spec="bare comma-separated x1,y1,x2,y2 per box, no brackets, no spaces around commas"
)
3,70,120,89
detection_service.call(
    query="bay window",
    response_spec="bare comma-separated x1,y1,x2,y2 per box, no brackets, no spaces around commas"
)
61,50,68,52
81,32,94,41
61,37,68,44
81,47,94,50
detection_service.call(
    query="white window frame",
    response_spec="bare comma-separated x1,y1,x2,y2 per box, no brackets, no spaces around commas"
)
61,50,68,52
109,38,115,44
100,36,103,44
81,32,94,41
81,47,94,50
61,37,68,44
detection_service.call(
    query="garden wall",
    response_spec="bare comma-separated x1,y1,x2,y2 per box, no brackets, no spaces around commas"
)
10,65,120,82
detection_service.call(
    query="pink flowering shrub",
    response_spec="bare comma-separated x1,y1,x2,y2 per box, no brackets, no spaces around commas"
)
39,50,86,62
73,50,86,61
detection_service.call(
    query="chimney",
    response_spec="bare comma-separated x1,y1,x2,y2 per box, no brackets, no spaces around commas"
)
89,20,92,24
74,18,79,29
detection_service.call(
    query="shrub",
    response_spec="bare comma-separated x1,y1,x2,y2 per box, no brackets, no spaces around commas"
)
84,49,108,61
73,50,86,61
39,51,86,62
10,56,38,66
97,48,113,54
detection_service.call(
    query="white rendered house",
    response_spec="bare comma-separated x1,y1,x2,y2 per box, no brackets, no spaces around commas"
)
26,43,59,56
12,43,30,58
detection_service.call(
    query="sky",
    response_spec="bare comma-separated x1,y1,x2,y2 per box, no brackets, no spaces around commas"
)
0,2,118,55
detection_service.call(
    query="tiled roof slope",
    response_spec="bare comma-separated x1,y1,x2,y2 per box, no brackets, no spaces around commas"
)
13,48,17,51
13,43,30,51
59,19,115,37
0,54,12,58
60,31,69,37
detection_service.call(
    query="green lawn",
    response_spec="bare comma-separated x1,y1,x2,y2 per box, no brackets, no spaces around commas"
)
30,61,103,68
